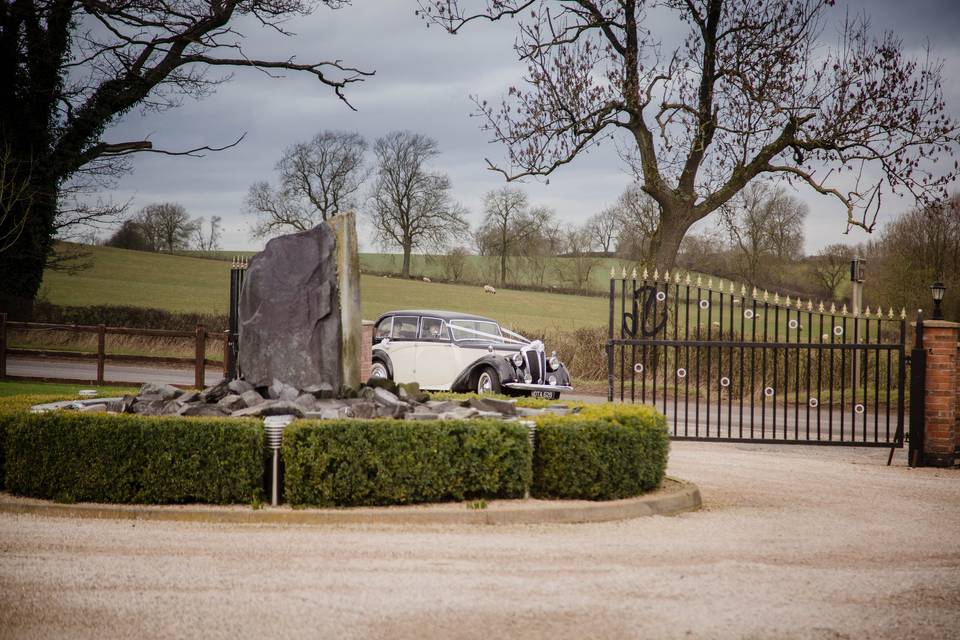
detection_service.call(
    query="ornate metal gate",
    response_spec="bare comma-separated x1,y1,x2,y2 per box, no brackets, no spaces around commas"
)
606,269,907,447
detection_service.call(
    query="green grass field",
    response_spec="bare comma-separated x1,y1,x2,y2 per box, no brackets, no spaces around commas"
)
0,380,140,398
40,244,864,339
173,248,704,295
41,244,610,330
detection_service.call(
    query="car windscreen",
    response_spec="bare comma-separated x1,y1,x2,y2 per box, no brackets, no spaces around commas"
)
449,320,502,342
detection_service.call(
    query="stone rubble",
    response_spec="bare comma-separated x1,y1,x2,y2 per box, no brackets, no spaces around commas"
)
30,378,575,422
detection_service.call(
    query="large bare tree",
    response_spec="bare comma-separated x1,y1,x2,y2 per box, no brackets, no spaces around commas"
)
245,130,368,237
481,186,529,285
719,181,807,286
0,0,371,317
585,207,619,254
420,0,959,270
137,203,198,253
367,131,469,276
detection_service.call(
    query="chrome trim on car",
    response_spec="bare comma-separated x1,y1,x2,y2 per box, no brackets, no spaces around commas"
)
502,383,574,392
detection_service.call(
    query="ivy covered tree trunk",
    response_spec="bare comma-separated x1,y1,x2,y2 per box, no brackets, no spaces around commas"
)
0,186,57,319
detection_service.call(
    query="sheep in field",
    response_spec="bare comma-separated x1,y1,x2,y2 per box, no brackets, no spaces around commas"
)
483,285,496,294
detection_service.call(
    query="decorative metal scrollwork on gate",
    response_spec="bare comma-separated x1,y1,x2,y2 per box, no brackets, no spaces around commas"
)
622,285,669,338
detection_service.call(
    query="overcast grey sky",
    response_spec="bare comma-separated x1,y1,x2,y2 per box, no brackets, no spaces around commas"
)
104,0,960,254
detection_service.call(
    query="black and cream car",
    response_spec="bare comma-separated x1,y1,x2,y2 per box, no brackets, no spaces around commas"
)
370,310,573,399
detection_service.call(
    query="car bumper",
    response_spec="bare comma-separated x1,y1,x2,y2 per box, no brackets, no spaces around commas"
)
503,383,574,392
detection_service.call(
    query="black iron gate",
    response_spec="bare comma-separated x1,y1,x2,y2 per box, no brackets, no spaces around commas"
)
226,257,247,380
606,269,907,448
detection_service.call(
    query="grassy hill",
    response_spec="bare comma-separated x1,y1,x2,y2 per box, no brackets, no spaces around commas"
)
174,249,664,295
41,244,609,330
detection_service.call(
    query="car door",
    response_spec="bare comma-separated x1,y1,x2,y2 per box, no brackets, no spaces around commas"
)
413,317,457,389
386,315,419,382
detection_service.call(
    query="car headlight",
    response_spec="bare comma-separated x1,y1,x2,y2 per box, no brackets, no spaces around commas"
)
548,355,560,371
548,375,558,386
512,352,524,367
524,373,533,384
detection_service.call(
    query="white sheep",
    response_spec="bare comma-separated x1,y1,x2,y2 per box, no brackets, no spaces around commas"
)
422,277,432,283
483,284,496,294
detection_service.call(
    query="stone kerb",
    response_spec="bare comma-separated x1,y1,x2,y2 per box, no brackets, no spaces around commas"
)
920,320,959,467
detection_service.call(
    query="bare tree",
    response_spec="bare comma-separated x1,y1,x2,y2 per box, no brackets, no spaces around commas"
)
868,195,960,319
137,203,197,253
556,224,600,292
367,132,469,276
586,208,619,254
1,0,372,318
519,206,562,286
107,220,151,252
719,182,806,286
613,183,660,263
194,216,223,252
481,187,530,285
440,246,471,281
421,1,959,271
812,244,854,301
246,131,367,237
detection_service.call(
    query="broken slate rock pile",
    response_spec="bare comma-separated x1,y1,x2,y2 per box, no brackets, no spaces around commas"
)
32,379,573,421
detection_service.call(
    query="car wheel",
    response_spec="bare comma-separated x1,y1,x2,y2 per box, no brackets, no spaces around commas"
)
370,361,390,380
476,367,501,395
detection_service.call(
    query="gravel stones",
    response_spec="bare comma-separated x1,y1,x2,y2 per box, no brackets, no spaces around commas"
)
138,382,182,400
32,376,572,424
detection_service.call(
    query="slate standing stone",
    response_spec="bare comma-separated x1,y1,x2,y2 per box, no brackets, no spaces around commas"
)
238,225,342,390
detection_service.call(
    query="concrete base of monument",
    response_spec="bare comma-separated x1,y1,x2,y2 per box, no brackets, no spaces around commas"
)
0,478,700,526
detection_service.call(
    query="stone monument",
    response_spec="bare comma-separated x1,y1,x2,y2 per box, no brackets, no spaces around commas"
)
238,213,362,391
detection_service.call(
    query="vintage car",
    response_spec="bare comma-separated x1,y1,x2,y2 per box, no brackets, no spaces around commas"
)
370,309,573,399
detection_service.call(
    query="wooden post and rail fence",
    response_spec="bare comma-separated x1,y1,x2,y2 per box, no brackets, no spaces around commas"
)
0,312,226,388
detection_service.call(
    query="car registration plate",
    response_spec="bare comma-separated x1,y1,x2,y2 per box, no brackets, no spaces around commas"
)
531,390,557,400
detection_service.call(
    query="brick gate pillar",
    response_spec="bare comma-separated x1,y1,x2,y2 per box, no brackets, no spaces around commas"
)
921,320,959,467
360,320,374,382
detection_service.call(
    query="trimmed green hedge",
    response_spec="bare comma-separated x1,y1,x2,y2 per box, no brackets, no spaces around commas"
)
1,396,669,507
2,411,263,504
532,404,669,500
283,419,532,507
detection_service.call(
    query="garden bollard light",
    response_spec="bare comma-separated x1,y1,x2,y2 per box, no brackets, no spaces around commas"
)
264,415,295,506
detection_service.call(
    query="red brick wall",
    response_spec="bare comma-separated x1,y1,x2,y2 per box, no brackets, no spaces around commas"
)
922,322,959,466
360,321,373,382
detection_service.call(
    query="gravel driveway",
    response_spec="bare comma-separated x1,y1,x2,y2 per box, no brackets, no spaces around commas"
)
1,443,957,640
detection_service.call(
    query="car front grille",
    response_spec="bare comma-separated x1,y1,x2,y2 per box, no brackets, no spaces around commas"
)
524,348,545,384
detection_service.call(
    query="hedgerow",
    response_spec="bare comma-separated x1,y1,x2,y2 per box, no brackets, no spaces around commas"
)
2,411,263,504
283,419,532,507
531,404,669,500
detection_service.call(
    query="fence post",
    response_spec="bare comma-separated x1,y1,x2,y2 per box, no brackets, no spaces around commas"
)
607,273,615,402
222,330,229,379
909,314,926,467
0,312,6,379
195,323,206,389
96,324,106,385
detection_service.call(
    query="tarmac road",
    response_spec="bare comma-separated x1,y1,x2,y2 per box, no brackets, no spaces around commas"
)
6,356,223,388
0,442,957,639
